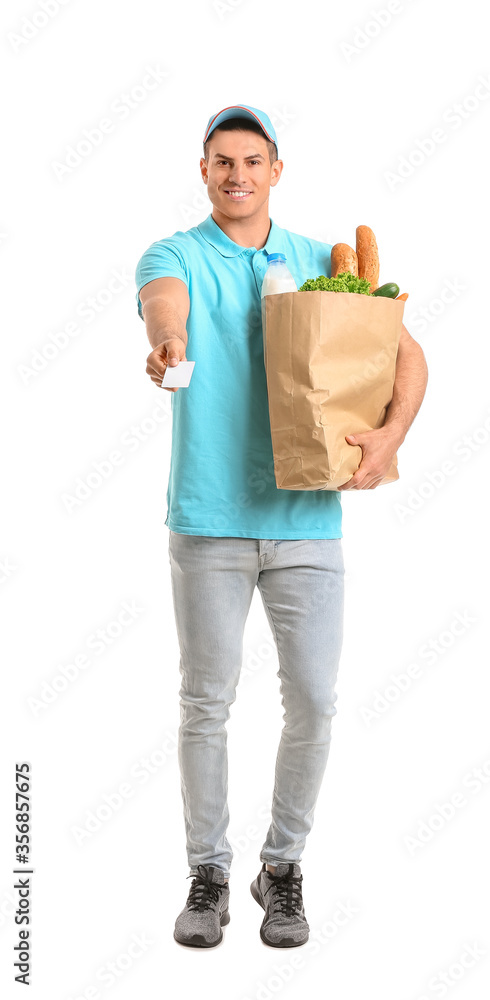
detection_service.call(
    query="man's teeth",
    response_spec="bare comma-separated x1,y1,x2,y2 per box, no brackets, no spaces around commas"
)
226,191,251,197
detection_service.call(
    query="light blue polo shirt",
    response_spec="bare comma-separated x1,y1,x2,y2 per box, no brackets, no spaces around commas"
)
135,213,342,539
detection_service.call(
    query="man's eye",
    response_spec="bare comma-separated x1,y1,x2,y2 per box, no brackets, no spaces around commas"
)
216,160,260,165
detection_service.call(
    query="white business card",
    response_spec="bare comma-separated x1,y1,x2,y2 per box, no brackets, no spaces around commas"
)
161,360,195,388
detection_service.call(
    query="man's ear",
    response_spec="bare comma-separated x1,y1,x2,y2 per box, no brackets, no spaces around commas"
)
200,157,208,184
270,160,284,188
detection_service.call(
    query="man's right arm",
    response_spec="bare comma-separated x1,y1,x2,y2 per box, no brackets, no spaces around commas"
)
139,277,190,392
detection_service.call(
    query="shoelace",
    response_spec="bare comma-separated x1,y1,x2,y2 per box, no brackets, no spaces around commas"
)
263,864,303,917
185,864,225,912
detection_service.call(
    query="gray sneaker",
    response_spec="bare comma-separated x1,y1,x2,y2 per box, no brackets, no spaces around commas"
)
250,862,309,947
174,864,230,948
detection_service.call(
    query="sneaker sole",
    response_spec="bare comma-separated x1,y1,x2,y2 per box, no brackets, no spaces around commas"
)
250,880,309,949
173,908,230,948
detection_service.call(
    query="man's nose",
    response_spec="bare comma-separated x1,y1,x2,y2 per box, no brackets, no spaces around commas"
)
227,166,246,185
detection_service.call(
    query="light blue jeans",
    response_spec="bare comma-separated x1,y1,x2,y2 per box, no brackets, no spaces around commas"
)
168,531,345,880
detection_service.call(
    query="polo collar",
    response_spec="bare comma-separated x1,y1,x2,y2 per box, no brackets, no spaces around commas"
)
197,213,286,258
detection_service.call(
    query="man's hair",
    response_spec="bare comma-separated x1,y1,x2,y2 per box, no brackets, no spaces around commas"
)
203,117,278,165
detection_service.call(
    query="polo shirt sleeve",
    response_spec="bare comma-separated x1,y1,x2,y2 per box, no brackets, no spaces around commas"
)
135,239,189,320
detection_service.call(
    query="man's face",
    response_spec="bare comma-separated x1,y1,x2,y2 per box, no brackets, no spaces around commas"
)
200,129,283,219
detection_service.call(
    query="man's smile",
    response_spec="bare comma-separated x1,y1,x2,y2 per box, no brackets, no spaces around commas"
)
223,189,253,200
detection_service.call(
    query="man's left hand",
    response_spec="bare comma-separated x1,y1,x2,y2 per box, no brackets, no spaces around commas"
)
337,427,402,490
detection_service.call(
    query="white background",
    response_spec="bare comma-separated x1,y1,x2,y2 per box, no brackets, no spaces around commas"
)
1,0,490,997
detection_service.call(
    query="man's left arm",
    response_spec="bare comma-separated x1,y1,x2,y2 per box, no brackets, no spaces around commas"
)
338,324,429,491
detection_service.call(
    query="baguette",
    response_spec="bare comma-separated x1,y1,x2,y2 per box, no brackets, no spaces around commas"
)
331,243,358,278
356,225,379,292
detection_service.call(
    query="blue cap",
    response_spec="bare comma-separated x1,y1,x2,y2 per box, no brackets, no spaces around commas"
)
204,104,278,155
267,253,286,262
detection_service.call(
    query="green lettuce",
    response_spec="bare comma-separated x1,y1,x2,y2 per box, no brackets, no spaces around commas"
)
298,272,372,294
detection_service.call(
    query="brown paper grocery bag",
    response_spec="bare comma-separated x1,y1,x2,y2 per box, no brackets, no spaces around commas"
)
263,290,405,490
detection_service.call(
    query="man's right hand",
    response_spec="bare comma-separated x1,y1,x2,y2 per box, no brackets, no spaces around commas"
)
146,338,187,392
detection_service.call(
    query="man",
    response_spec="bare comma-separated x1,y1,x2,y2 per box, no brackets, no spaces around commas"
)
134,104,428,949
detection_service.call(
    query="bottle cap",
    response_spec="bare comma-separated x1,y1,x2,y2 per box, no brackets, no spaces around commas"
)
266,253,286,262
